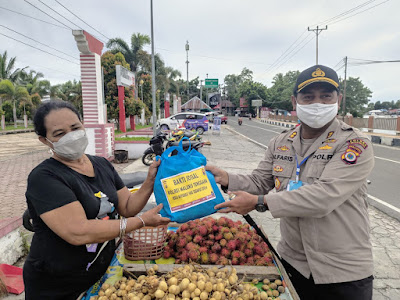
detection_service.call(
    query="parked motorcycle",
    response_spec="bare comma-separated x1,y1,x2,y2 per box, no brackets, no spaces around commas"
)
142,131,204,166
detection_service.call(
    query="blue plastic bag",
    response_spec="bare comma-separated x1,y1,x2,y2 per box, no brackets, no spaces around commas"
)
154,138,224,223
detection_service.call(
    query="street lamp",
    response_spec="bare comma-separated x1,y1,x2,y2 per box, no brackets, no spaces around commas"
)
185,41,189,102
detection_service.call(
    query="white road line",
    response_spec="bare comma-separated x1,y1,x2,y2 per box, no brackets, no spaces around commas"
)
368,194,400,214
226,127,267,149
244,124,282,134
374,156,400,164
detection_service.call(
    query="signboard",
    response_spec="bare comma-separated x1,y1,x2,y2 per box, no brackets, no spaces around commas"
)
252,99,262,107
208,93,221,107
116,65,135,87
240,97,248,108
205,78,218,88
161,167,216,212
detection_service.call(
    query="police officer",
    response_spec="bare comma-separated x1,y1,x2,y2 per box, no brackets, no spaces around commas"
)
207,65,374,300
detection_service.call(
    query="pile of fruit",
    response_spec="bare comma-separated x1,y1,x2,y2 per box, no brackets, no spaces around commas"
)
163,217,274,266
93,264,285,300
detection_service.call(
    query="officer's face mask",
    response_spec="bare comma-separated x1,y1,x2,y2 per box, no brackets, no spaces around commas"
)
296,102,338,129
47,130,88,160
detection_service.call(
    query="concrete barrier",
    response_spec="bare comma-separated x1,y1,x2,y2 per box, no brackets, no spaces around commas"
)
0,217,25,265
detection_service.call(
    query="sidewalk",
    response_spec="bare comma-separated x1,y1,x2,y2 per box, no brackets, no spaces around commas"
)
1,128,399,299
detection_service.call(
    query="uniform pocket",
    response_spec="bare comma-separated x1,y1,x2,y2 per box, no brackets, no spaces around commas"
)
272,163,294,191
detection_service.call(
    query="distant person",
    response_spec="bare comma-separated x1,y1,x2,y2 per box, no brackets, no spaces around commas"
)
23,100,170,299
207,65,374,300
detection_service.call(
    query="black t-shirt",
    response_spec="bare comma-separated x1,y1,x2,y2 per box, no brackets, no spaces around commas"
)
23,155,125,299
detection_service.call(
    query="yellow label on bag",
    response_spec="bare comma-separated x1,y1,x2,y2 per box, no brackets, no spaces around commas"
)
161,166,216,212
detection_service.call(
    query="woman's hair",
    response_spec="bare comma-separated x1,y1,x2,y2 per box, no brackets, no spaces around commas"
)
33,100,81,137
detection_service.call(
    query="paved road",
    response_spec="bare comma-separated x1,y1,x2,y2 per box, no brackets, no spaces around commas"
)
228,116,400,221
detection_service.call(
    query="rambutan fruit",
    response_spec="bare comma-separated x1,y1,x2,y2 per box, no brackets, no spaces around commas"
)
227,240,237,251
193,235,203,244
223,232,234,241
220,247,231,258
211,243,222,253
216,256,229,265
199,247,208,253
198,225,208,236
219,239,227,247
244,248,253,257
177,237,187,248
209,253,219,264
231,250,241,259
180,223,189,231
254,245,264,256
231,257,240,265
188,249,199,262
200,252,209,264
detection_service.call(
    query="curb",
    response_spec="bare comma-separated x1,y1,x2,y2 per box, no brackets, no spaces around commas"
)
0,128,34,135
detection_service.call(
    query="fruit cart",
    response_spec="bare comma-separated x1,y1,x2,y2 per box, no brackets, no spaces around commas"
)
81,217,300,300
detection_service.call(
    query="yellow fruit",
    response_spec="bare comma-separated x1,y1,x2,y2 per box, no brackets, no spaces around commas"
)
260,291,268,300
272,290,280,297
159,281,168,292
200,291,209,300
155,290,165,299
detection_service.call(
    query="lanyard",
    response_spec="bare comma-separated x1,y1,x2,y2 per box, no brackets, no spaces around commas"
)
295,155,311,182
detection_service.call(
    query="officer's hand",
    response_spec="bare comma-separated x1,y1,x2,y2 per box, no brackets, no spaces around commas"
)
214,191,258,215
140,204,170,227
205,165,229,187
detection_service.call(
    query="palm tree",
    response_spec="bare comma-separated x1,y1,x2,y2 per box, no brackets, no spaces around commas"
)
19,70,50,97
0,51,27,83
0,79,30,127
106,33,151,97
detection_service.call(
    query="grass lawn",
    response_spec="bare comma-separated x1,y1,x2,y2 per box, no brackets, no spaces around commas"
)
3,124,33,131
115,123,153,135
115,136,151,141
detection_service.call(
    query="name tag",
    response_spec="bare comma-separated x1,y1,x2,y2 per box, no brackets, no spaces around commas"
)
287,180,304,191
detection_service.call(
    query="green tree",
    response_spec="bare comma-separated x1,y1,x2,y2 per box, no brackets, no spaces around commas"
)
0,80,30,127
106,33,150,96
19,70,50,97
340,77,372,117
0,51,27,83
52,80,82,115
224,68,254,107
266,70,299,111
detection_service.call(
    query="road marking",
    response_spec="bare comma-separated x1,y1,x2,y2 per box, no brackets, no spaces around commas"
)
226,127,267,149
368,194,400,214
244,123,282,134
374,156,400,164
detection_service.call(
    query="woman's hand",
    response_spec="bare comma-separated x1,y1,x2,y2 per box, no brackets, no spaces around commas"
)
214,191,258,215
140,204,170,227
205,165,229,187
146,158,161,182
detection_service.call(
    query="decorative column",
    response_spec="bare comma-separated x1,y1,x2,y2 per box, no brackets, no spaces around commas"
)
73,30,114,160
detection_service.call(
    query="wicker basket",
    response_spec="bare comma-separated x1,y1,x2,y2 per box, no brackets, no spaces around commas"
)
123,225,168,261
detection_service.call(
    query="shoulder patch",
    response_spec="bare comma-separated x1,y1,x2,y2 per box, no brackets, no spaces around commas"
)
277,145,290,152
347,138,368,149
289,131,297,138
326,131,334,138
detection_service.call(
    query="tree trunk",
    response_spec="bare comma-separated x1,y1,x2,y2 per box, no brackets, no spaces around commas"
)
13,100,17,128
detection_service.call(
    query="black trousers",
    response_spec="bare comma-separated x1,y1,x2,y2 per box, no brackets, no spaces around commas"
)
282,259,373,300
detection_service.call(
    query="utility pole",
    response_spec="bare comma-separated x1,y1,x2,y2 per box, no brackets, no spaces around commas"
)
307,25,328,64
342,56,348,115
150,0,157,135
185,41,189,102
200,79,203,102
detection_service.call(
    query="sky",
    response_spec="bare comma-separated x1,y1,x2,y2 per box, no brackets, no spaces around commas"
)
0,0,399,103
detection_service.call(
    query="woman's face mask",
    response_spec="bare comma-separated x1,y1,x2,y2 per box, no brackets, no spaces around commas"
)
47,130,88,160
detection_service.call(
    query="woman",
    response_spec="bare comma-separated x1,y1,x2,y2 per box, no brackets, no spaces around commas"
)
23,100,170,299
